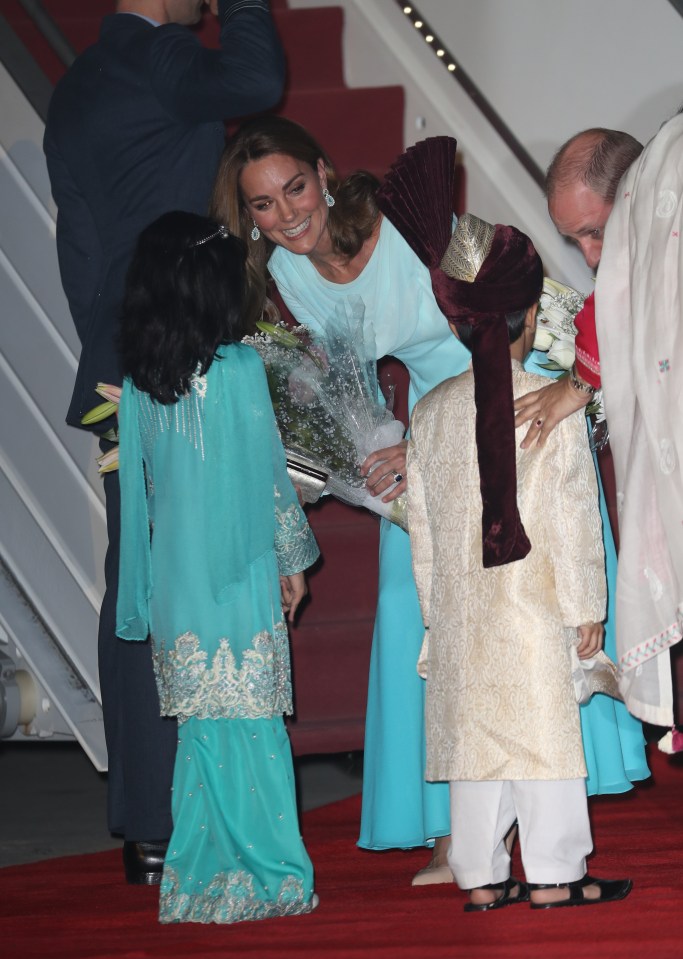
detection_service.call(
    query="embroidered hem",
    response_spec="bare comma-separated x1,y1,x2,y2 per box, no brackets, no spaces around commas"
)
619,603,683,672
152,625,293,721
159,867,314,924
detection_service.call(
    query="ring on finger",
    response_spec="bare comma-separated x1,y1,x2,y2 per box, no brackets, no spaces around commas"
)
393,472,404,484
535,418,543,427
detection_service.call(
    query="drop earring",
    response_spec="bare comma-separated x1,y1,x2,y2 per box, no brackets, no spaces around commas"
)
250,220,261,241
323,188,335,208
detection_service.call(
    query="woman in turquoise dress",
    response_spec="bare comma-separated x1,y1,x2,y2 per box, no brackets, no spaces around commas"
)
115,211,320,923
211,118,649,875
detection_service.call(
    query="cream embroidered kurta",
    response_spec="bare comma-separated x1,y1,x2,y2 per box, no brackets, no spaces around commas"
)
407,363,606,782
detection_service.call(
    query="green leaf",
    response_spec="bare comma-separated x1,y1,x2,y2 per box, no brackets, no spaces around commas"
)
256,320,302,349
255,320,325,371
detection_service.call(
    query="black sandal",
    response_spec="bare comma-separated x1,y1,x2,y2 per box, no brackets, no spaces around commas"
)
529,874,632,909
464,876,530,912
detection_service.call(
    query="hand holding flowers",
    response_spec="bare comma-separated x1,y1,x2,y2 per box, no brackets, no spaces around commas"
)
533,277,584,372
530,278,605,450
244,297,409,530
81,298,410,531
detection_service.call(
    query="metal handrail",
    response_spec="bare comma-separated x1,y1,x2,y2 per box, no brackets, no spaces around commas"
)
16,0,75,68
0,0,75,121
394,2,545,191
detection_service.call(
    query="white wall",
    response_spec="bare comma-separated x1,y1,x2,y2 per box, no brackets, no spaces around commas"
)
290,0,683,292
420,0,682,169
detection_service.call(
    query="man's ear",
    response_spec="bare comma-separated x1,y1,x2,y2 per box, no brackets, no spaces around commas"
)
525,303,539,330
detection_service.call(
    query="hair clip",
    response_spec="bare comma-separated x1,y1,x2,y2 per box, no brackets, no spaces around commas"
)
191,224,230,247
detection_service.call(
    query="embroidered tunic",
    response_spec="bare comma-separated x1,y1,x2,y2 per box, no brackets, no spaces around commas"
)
116,343,318,720
408,364,606,782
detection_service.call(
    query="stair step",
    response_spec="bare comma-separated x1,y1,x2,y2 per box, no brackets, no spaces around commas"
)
198,8,346,91
287,621,371,715
40,0,104,52
296,503,379,623
275,85,405,178
3,0,67,85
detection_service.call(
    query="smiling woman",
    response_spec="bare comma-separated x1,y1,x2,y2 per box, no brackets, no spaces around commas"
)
210,116,381,325
240,154,332,257
210,119,473,878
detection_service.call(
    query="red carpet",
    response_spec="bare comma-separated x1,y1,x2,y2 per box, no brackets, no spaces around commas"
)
1,747,681,959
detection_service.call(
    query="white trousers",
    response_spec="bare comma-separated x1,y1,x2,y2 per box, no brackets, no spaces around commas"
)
448,778,593,889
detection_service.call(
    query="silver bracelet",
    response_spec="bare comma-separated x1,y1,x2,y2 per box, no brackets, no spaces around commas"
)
569,363,596,395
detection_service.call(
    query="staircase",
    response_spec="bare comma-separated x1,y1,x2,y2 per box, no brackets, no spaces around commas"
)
2,0,411,756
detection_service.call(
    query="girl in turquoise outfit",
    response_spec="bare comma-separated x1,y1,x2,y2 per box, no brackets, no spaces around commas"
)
211,118,648,878
115,212,320,923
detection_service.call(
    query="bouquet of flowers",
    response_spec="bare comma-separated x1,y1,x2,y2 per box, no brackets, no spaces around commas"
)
533,277,605,447
81,300,409,530
533,277,584,372
244,296,408,531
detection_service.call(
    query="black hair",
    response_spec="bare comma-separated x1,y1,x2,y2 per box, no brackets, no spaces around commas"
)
456,309,528,351
504,308,528,344
119,211,248,404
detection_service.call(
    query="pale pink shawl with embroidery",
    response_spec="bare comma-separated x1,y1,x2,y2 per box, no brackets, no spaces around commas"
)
596,113,683,725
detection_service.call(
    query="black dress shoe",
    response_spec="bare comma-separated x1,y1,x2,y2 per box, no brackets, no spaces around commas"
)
122,839,168,885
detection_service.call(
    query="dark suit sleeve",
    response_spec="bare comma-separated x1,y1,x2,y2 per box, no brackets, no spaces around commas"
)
150,0,285,123
43,127,102,346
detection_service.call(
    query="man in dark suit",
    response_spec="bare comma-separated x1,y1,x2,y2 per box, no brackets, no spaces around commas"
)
43,0,285,884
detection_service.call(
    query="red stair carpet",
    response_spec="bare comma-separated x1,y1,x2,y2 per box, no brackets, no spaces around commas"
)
1,747,681,959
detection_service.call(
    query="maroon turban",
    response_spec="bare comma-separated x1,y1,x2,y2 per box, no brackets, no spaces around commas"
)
377,139,543,567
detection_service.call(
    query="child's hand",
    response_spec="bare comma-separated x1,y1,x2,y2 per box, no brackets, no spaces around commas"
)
280,573,307,623
576,622,604,660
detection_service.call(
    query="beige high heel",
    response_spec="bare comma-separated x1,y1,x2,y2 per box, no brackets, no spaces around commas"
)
411,835,455,886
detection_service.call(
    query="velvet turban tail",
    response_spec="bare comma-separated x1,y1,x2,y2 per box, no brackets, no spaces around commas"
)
377,138,543,567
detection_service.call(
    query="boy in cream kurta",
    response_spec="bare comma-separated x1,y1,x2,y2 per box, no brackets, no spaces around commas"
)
407,215,632,911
